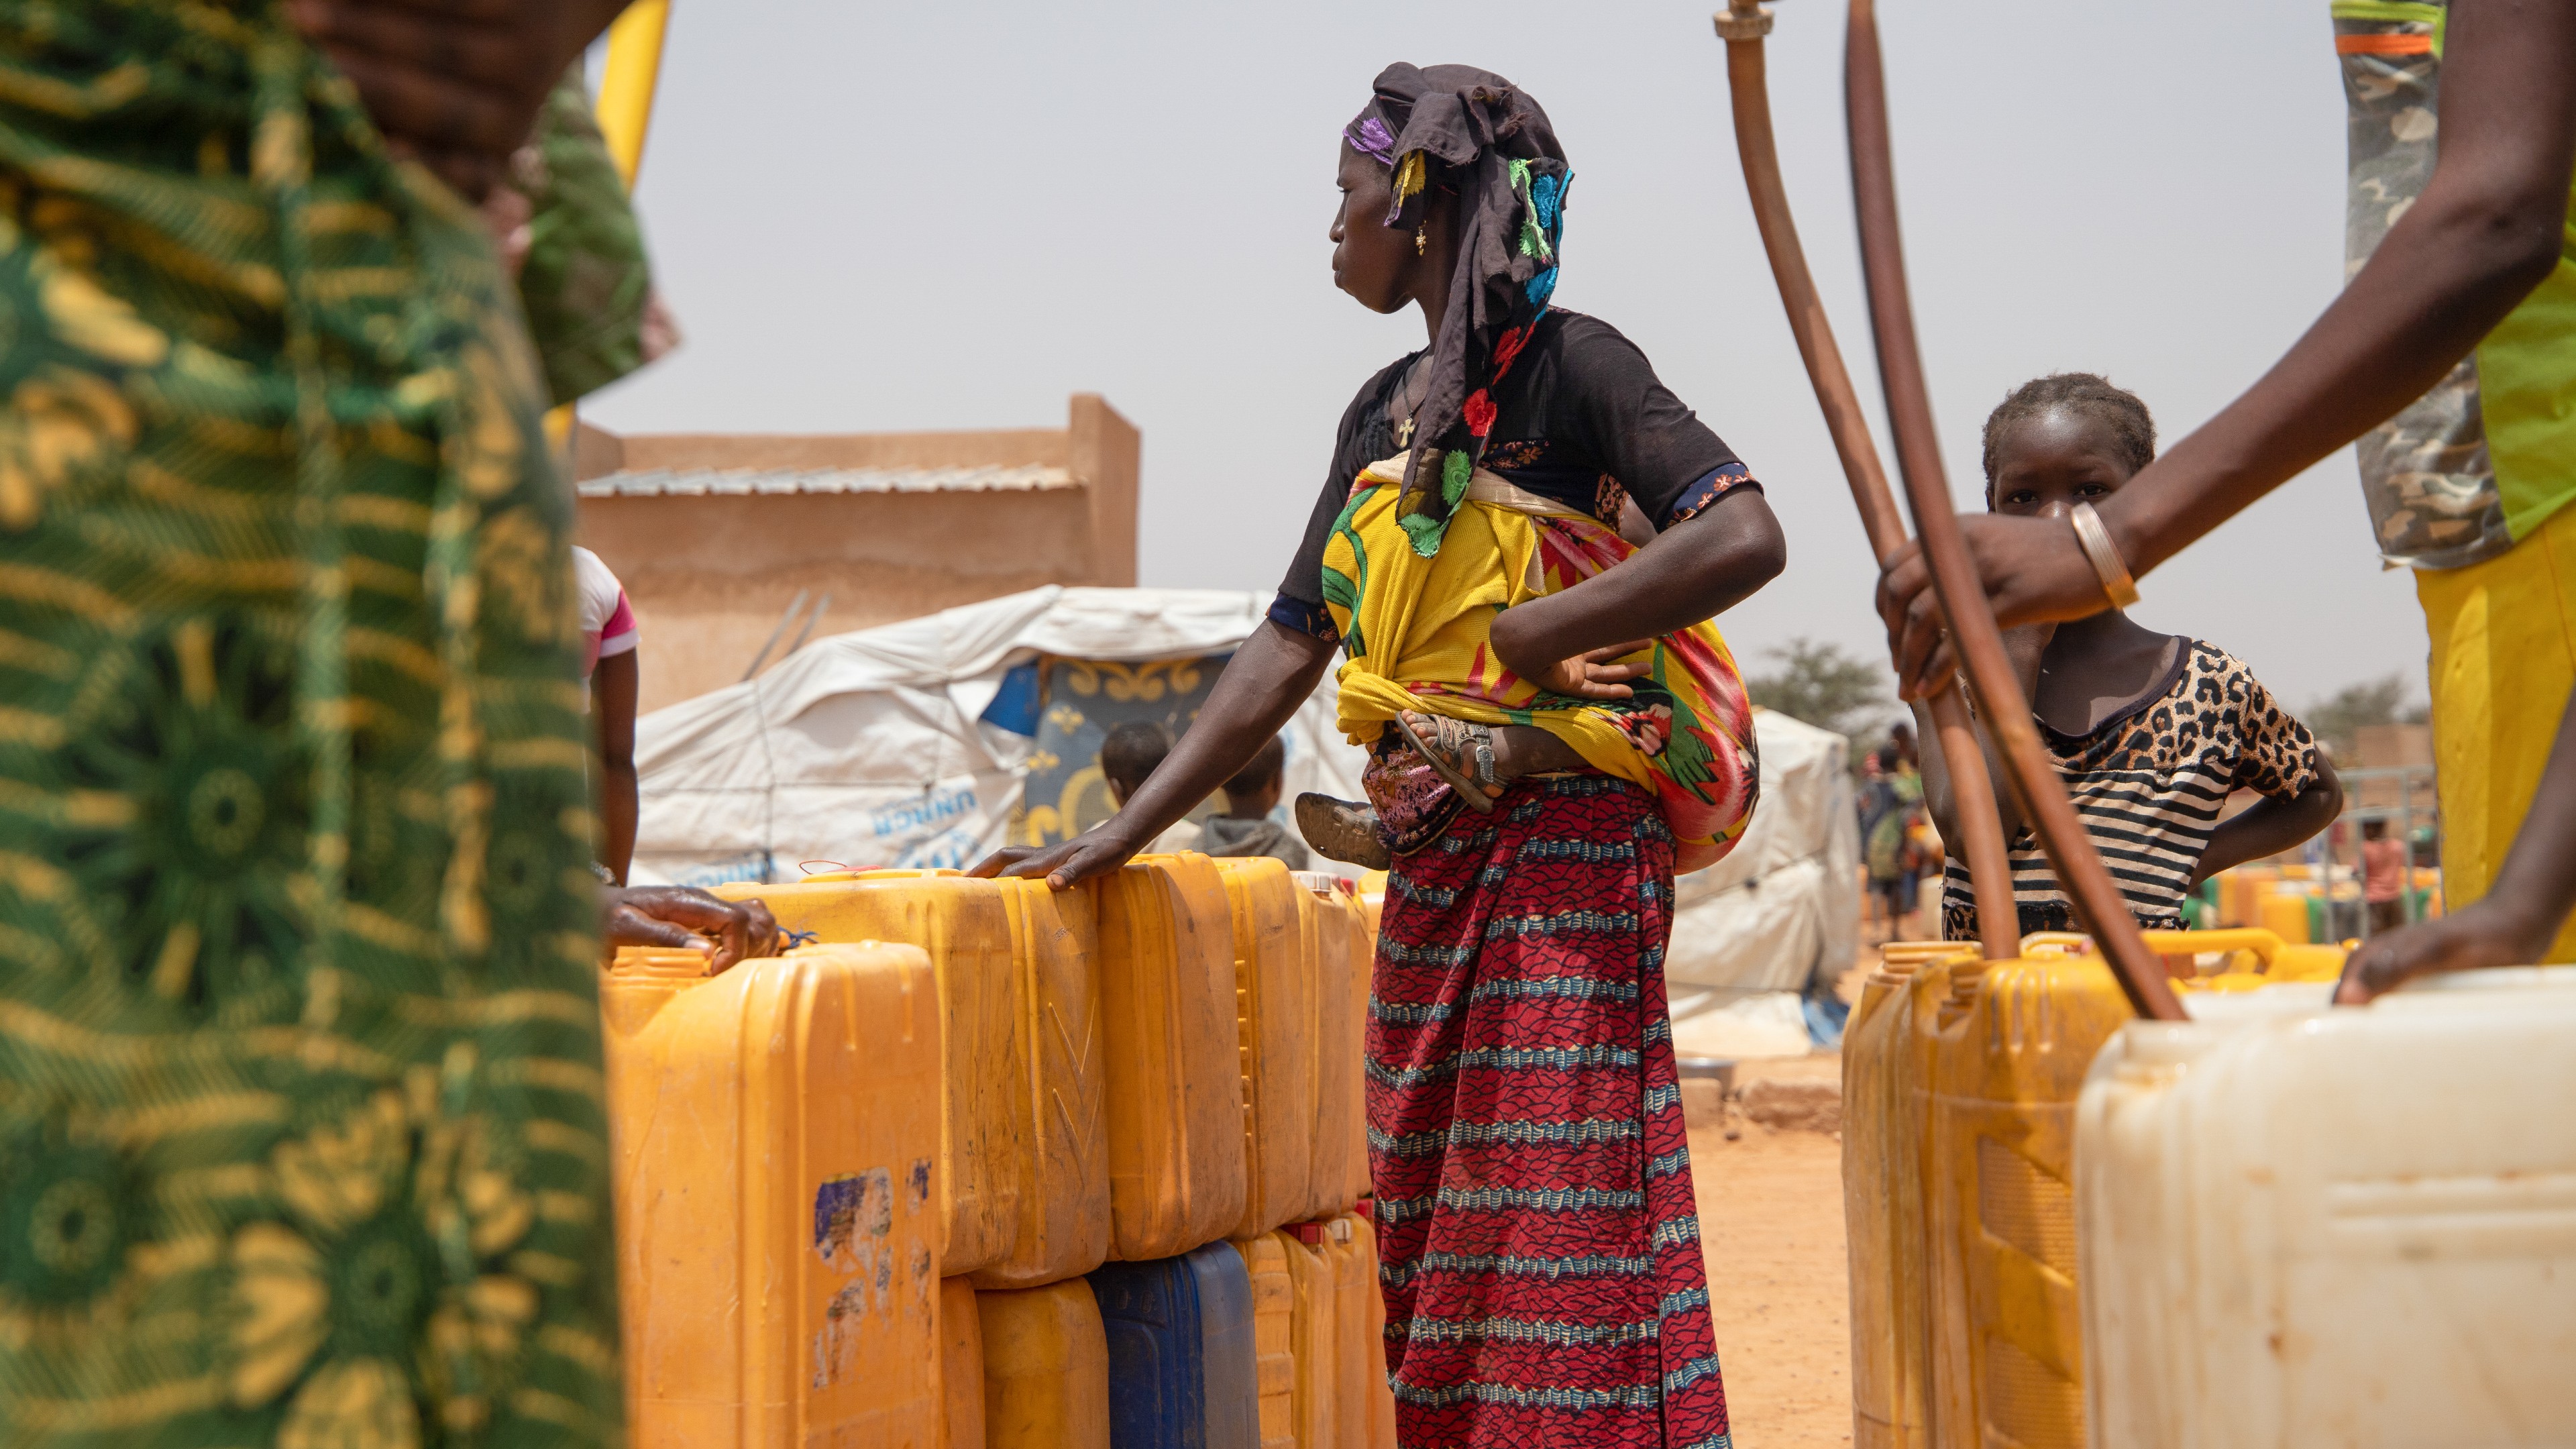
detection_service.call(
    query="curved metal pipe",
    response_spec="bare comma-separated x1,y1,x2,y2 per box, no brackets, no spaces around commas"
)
1841,0,2182,1019
1714,1,2021,964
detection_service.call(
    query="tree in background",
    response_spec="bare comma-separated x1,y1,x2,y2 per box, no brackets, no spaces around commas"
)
2307,672,2430,762
1745,637,1896,766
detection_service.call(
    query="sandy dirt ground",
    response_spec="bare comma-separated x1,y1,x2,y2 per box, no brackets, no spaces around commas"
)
1676,937,1894,1447
1690,1116,1852,1448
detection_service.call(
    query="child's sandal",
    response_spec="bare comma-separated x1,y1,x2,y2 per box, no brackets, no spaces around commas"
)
1395,710,1504,812
1296,792,1393,870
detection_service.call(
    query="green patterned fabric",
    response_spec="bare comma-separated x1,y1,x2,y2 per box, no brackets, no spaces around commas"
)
511,67,653,408
0,4,618,1446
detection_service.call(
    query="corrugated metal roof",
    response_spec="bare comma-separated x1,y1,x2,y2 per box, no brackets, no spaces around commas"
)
575,464,1077,499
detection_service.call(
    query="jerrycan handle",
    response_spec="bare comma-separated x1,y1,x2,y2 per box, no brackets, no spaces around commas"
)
2136,928,2283,972
2018,931,2094,958
607,946,713,979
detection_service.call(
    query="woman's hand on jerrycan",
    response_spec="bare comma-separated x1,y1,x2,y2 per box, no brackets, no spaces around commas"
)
602,885,782,975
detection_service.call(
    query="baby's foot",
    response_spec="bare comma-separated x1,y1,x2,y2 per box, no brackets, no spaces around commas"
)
1295,793,1393,870
1394,710,1503,811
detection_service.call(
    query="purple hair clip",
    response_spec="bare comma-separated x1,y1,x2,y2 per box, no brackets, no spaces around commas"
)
1346,114,1397,165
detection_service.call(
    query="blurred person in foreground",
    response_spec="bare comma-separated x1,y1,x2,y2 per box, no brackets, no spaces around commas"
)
0,1,743,1439
1878,0,2576,969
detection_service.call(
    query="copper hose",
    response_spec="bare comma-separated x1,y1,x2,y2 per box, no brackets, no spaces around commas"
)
1835,0,2182,1020
1712,1,2021,965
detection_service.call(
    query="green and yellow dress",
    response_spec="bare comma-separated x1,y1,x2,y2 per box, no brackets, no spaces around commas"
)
0,5,620,1444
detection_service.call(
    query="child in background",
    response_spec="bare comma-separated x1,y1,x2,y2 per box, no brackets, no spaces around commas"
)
2363,818,2410,936
1199,735,1312,869
1099,720,1205,855
575,545,641,883
1917,374,2345,942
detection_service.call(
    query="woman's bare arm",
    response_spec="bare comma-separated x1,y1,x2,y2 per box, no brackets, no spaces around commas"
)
1879,0,2576,695
1489,489,1786,682
967,621,1338,889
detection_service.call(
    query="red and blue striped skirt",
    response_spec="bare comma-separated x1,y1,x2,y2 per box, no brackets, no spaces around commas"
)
1368,774,1730,1448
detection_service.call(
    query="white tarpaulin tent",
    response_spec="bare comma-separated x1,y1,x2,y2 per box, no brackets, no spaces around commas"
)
633,586,1856,1045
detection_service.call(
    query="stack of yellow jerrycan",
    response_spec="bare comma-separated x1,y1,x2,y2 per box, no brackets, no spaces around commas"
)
1233,1212,1397,1449
715,869,1110,1287
601,945,943,1448
939,1277,985,1449
1236,1233,1297,1449
1844,927,2351,1449
2079,965,2576,1446
1102,853,1251,1258
1214,858,1320,1240
977,1279,1112,1449
1841,939,1977,1449
1295,871,1372,1218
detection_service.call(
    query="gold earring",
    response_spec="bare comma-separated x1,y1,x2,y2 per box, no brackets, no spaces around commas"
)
1415,222,1428,256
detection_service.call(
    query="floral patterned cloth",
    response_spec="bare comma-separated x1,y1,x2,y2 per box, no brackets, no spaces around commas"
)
0,5,617,1445
1324,455,1760,875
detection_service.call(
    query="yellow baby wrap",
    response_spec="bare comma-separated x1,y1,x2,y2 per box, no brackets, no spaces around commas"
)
1322,454,1759,873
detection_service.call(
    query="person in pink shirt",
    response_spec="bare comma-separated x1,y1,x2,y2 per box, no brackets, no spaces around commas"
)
576,545,641,883
2362,818,2410,936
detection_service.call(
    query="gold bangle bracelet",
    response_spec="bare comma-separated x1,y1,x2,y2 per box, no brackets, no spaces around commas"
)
2069,500,2139,610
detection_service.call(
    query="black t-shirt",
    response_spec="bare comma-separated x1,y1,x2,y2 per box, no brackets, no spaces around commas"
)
1272,311,1756,633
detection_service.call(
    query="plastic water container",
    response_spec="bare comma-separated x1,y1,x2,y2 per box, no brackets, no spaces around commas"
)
718,870,1110,1286
1843,942,1978,1449
2256,887,2311,945
981,1279,1112,1449
1215,858,1317,1242
1921,951,2133,1449
1324,1214,1398,1449
2079,967,2576,1448
1354,870,1388,943
943,1277,987,1449
1098,855,1250,1260
1277,1228,1342,1446
1090,1242,1259,1449
603,945,942,1448
1232,1234,1295,1449
1295,873,1371,1220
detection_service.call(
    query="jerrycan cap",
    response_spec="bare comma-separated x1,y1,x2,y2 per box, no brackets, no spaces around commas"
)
1293,870,1355,897
1330,1217,1354,1244
1293,1222,1325,1246
608,946,712,979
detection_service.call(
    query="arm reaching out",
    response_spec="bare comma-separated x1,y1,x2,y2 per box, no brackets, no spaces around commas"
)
967,621,1339,890
1878,0,2576,697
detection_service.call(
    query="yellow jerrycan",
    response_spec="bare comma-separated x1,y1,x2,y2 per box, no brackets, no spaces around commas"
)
978,1279,1111,1449
1281,1226,1342,1447
1234,1232,1297,1449
602,945,942,1448
1355,869,1389,943
1297,872,1372,1220
941,1277,987,1449
1097,854,1250,1260
716,869,1110,1287
1918,951,2133,1449
1326,1213,1399,1448
2138,926,2346,990
1215,857,1318,1242
1843,941,1976,1449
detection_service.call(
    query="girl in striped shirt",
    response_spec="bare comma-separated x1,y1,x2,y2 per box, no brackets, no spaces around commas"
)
1919,374,2344,942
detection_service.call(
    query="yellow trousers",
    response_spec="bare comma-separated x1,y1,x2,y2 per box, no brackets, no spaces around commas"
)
2416,500,2576,962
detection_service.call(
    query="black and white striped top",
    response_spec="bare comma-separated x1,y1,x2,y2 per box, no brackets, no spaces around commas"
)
1943,639,2322,941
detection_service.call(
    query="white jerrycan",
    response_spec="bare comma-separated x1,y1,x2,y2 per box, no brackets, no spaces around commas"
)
2077,969,2576,1448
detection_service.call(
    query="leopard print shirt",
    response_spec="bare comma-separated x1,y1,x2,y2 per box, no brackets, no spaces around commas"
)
1943,639,2324,941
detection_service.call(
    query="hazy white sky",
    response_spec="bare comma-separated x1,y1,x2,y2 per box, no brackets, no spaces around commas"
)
588,0,2428,723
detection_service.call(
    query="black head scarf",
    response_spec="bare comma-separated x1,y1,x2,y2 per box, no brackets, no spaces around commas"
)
1344,63,1571,557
